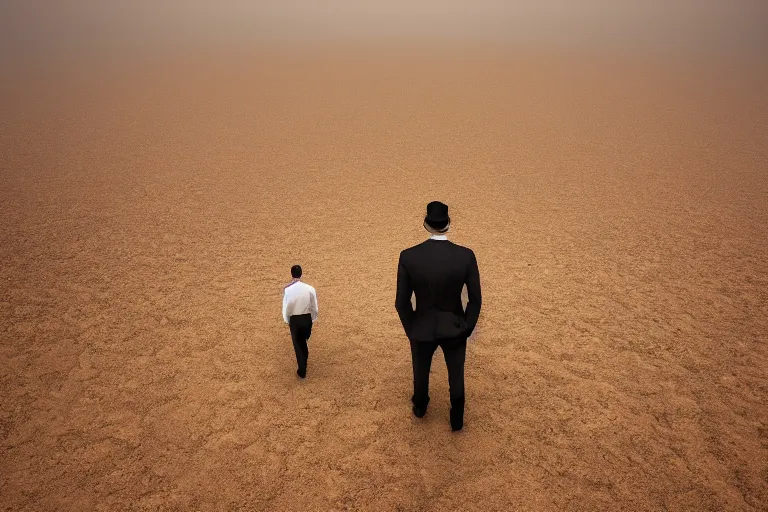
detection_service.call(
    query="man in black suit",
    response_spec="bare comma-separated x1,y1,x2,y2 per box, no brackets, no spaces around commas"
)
395,201,482,431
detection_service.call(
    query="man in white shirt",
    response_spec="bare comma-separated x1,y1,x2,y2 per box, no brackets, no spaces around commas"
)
282,265,318,379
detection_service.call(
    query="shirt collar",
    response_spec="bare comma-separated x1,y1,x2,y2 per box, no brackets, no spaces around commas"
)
429,234,448,241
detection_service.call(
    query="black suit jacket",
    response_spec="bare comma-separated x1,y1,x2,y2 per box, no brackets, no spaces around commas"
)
395,239,482,342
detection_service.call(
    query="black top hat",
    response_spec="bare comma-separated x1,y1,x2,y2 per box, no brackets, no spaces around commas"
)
424,201,450,233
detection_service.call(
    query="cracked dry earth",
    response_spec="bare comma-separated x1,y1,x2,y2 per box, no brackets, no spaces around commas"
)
1,48,767,511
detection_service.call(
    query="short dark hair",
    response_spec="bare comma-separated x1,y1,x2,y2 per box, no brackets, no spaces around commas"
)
291,265,302,278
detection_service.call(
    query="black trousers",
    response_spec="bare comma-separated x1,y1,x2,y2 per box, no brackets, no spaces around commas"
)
409,338,467,410
289,314,312,372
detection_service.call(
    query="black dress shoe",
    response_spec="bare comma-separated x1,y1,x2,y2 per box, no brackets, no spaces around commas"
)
297,369,306,379
450,397,464,431
450,410,463,431
412,405,427,418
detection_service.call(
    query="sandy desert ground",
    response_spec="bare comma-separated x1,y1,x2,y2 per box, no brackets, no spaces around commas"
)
1,47,767,510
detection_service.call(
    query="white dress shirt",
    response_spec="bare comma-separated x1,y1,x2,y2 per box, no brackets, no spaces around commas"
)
282,280,318,323
430,234,448,240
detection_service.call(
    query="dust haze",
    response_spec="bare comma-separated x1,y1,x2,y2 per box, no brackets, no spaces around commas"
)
3,1,768,60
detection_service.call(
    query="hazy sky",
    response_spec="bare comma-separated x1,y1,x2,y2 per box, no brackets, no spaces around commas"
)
3,1,768,56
